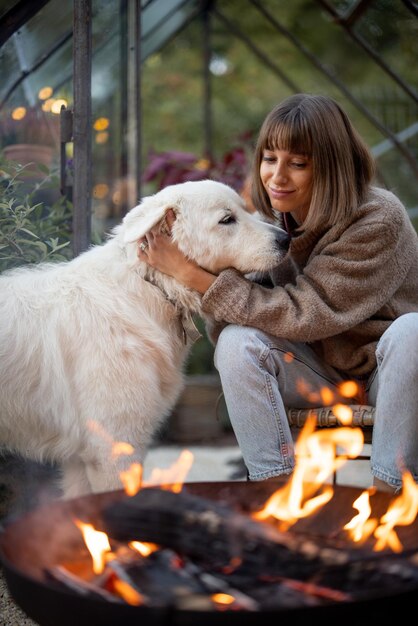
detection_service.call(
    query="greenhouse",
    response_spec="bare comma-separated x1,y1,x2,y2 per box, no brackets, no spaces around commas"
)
1,0,417,256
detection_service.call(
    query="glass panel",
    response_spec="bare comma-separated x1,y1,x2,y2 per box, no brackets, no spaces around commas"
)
142,0,201,60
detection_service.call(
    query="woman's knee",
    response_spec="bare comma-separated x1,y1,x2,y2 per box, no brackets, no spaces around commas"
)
214,325,258,373
376,313,418,377
379,313,418,352
214,325,292,381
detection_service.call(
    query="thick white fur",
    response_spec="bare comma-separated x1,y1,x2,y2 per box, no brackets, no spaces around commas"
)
0,180,287,498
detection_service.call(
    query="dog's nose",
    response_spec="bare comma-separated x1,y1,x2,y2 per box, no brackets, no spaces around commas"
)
275,229,291,252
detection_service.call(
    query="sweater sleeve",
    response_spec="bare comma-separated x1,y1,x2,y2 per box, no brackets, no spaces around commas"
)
201,212,416,343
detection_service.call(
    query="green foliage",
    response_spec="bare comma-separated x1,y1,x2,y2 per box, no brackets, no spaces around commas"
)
0,158,72,272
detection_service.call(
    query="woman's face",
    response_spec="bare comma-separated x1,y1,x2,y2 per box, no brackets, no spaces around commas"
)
260,148,313,224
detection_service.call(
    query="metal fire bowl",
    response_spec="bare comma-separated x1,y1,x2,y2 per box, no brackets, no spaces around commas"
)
0,481,417,626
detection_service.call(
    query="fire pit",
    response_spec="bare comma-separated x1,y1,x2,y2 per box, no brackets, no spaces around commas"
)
1,480,418,626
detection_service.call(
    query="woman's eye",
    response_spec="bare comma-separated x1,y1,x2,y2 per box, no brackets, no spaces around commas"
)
219,215,236,225
292,162,306,168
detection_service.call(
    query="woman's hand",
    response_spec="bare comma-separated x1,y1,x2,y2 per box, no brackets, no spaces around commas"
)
137,209,216,294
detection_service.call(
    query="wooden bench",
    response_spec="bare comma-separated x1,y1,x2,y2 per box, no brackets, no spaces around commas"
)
287,404,375,441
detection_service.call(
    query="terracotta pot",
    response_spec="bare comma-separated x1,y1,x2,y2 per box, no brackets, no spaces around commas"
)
167,374,229,443
3,143,54,172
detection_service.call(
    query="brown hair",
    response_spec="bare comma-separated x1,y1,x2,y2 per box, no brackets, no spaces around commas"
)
251,94,375,231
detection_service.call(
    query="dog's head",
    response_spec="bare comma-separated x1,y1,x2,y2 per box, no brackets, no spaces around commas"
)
120,179,289,274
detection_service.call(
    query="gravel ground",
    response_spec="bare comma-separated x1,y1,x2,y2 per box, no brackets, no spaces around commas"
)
0,568,38,625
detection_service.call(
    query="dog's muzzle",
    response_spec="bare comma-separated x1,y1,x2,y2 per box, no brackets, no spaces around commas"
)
275,229,291,253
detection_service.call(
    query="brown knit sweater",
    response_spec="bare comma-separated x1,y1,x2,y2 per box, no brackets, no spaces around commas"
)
201,187,418,377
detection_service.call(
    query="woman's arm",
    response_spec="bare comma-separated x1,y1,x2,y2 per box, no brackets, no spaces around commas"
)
137,209,216,294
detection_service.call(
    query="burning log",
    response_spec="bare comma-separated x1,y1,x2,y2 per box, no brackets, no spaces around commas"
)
110,548,208,607
102,487,418,598
102,487,353,580
311,551,418,597
46,564,121,603
45,546,339,611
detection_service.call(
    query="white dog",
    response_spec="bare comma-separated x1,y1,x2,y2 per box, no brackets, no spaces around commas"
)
0,179,288,498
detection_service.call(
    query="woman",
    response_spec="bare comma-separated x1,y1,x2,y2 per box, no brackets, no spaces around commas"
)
138,93,418,493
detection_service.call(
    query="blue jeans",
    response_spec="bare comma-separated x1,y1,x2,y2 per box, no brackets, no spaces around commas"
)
214,313,418,490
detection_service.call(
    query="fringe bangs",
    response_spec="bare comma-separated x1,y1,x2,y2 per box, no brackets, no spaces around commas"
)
264,110,313,157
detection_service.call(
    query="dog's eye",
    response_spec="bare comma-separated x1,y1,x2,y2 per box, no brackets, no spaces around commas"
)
219,215,236,225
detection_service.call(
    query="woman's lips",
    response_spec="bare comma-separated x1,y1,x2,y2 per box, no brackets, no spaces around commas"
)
268,187,294,199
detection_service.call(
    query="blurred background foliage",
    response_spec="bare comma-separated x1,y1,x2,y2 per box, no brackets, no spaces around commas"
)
126,0,418,228
0,0,416,227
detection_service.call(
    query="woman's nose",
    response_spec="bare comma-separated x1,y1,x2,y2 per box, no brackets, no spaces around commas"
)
272,162,287,183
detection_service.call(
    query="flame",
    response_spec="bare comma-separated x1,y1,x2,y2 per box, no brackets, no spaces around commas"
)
75,519,111,574
88,421,133,457
86,422,144,495
117,447,194,496
120,463,143,496
112,441,135,458
339,380,359,398
146,449,194,493
112,579,143,605
253,416,364,528
344,489,378,542
373,470,418,552
212,592,235,605
320,387,334,405
343,470,418,551
332,403,353,425
129,541,159,557
87,423,195,496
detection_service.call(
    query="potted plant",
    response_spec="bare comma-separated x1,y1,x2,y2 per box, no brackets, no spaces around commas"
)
0,157,72,272
0,105,60,172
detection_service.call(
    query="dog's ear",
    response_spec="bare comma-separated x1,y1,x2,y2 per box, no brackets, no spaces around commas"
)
123,201,170,244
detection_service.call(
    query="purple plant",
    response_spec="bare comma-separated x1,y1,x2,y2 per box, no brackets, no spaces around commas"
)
142,136,254,194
